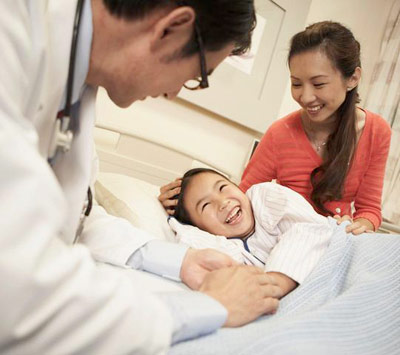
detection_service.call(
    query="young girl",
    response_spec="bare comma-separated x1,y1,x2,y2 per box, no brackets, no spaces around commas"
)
170,168,334,298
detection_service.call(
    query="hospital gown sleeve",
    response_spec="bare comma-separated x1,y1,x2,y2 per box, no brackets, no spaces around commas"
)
247,183,333,284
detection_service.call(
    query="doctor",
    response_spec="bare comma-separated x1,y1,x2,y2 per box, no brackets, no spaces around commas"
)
0,0,281,354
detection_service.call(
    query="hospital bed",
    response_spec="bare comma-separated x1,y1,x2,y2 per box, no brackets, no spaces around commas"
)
93,124,400,355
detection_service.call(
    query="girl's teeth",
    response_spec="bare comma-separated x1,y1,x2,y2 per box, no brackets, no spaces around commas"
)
226,207,240,223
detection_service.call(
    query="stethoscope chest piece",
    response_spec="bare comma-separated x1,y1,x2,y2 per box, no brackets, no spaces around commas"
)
48,117,74,160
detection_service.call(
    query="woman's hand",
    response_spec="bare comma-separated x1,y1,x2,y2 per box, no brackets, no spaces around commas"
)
333,215,374,235
158,178,182,215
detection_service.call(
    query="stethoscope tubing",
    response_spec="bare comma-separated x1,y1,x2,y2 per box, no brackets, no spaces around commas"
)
64,0,85,120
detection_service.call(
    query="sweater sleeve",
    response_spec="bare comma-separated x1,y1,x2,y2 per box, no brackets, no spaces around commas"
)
240,126,278,192
353,118,391,230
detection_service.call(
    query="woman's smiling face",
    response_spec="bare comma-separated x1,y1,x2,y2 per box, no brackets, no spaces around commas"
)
289,49,356,124
183,172,255,238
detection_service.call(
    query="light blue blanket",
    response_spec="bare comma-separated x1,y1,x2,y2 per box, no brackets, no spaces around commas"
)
169,223,400,355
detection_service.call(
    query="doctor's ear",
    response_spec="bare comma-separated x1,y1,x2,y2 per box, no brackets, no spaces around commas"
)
150,6,196,57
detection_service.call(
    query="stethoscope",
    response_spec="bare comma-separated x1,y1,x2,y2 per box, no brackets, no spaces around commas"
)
48,0,92,240
48,0,84,163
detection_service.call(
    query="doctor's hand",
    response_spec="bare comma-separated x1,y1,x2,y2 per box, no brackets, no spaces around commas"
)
158,178,182,215
200,266,281,327
180,248,237,290
334,215,374,235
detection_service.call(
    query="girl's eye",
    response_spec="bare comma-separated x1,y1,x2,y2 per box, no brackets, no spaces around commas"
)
220,184,227,191
314,83,326,87
201,202,210,212
291,83,301,87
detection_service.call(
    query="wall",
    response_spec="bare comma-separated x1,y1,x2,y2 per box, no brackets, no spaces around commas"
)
96,0,394,184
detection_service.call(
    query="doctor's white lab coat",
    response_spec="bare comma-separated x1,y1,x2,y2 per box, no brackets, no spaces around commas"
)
0,1,173,353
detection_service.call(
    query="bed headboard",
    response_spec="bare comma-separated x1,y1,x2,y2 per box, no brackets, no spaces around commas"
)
94,123,230,186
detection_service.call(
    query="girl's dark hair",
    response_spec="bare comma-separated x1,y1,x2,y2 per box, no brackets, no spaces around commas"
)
102,0,256,57
173,168,227,225
288,21,361,215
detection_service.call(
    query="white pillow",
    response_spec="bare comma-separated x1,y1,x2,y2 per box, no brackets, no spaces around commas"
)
94,172,176,241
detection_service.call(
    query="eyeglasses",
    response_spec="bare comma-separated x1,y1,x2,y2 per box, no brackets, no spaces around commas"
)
183,22,209,90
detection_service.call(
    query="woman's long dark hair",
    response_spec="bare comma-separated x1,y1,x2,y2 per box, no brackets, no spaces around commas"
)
288,21,361,215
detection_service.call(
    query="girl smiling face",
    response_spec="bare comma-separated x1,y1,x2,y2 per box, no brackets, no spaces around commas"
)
182,172,255,238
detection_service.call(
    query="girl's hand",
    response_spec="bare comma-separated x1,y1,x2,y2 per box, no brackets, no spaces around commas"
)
333,215,374,235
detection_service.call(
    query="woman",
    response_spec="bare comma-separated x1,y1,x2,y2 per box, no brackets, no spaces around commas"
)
159,21,391,235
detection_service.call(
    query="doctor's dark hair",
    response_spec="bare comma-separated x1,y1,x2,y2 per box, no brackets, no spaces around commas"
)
173,168,229,225
102,0,256,57
288,21,361,216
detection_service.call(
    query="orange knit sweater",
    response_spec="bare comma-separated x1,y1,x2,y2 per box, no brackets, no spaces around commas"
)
240,109,391,230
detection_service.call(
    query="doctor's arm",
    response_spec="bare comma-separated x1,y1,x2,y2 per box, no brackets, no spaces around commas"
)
80,202,238,290
80,205,280,342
